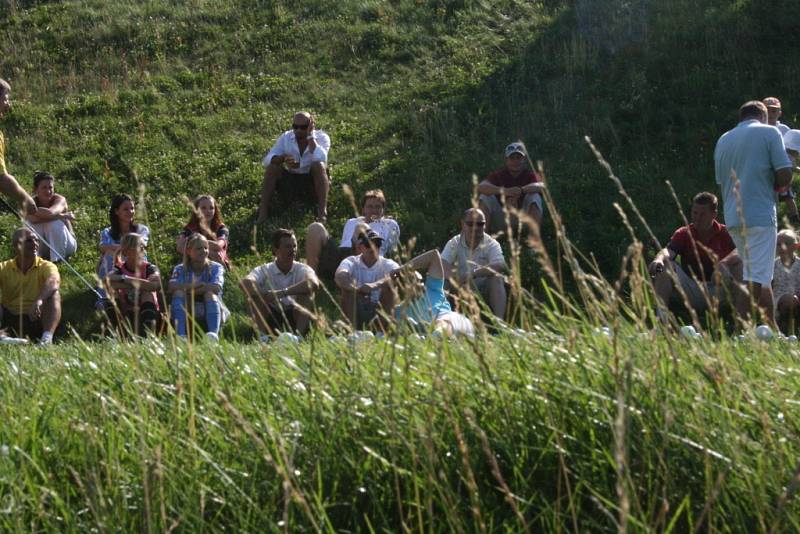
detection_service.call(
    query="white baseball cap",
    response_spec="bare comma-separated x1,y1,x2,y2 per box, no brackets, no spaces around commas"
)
784,129,800,152
504,142,526,158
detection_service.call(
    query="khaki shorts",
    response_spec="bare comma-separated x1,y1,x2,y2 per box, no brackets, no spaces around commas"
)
667,260,731,312
479,193,542,232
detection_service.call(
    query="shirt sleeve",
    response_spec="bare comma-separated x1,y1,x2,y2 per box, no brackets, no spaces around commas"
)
770,129,793,171
383,219,401,255
441,237,457,264
99,227,114,246
41,261,60,283
340,218,359,248
263,131,289,167
207,262,224,287
667,227,688,255
487,239,504,265
146,263,160,278
311,130,330,164
336,256,354,275
169,264,185,284
138,225,150,245
216,225,229,240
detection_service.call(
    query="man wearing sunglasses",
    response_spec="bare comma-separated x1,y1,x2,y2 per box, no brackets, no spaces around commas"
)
0,228,61,344
258,111,331,224
441,208,507,319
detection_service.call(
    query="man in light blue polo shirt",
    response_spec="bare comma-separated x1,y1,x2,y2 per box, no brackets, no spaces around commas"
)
714,100,793,323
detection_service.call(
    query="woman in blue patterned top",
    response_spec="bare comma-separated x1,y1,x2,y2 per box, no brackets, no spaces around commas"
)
97,193,150,302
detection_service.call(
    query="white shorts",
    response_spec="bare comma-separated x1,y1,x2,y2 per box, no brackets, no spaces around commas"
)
729,226,777,286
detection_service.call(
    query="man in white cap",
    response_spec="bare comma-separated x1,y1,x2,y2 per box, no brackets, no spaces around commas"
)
714,100,793,324
764,97,790,135
478,141,545,235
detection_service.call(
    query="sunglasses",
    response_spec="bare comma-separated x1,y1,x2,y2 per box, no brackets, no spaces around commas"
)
292,123,309,130
464,221,486,227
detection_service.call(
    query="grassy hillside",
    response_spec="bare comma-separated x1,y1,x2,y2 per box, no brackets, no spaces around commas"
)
1,0,799,335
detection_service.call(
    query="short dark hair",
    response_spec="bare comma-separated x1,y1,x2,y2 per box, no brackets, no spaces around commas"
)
33,171,54,189
271,228,295,250
692,191,718,211
362,189,386,209
739,100,767,121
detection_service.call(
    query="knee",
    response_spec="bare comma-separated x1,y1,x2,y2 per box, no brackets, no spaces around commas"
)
306,222,328,242
204,292,219,303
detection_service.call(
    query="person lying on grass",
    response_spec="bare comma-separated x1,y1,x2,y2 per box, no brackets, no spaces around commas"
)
305,188,400,279
97,193,150,305
168,234,226,341
0,228,60,344
393,249,475,338
176,194,231,269
241,228,319,340
0,78,36,216
103,233,161,338
26,171,77,262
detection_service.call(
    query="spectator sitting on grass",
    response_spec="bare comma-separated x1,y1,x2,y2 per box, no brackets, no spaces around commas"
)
103,233,161,338
392,249,474,338
442,208,508,320
168,234,226,342
257,111,330,224
26,171,77,261
478,142,545,235
97,193,150,303
0,78,36,216
306,189,400,278
648,192,738,323
766,229,800,334
335,229,399,330
177,194,230,269
0,228,60,344
241,228,319,340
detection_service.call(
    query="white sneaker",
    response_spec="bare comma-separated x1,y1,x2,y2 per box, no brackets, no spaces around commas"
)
38,332,53,345
205,332,219,343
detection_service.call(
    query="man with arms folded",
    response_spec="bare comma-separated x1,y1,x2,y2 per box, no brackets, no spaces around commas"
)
714,100,793,324
241,228,319,340
393,249,474,338
764,97,790,135
442,208,508,320
0,79,36,216
335,230,399,329
0,228,60,344
478,141,545,235
258,111,330,224
306,189,400,279
648,192,737,322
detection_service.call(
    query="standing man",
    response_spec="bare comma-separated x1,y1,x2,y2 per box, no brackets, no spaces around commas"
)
648,192,737,321
442,208,508,320
258,111,330,224
0,79,37,216
478,141,545,235
714,100,793,323
241,228,319,339
0,228,61,344
764,97,790,135
335,230,399,329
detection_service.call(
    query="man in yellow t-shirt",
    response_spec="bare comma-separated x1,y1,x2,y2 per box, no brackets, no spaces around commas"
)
0,78,37,216
0,228,61,343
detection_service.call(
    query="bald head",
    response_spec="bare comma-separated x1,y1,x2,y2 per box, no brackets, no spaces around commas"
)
463,207,486,221
12,227,31,245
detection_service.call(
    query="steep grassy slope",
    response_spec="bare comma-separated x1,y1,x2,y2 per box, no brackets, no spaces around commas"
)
1,0,798,334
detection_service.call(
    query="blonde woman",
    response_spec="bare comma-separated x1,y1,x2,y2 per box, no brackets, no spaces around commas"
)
168,234,226,340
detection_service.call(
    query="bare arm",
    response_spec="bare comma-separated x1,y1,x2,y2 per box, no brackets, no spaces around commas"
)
0,173,36,215
776,167,793,189
648,246,677,275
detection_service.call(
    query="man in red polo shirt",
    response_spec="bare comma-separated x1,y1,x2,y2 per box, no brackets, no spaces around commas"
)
478,141,545,235
648,192,737,321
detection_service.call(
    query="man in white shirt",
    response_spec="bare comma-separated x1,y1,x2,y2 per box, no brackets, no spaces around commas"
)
442,208,507,319
714,100,793,324
764,97,790,135
241,228,319,338
257,111,331,224
306,189,400,279
335,230,399,329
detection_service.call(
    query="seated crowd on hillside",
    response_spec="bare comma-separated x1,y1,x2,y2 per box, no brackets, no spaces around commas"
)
1,86,799,343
